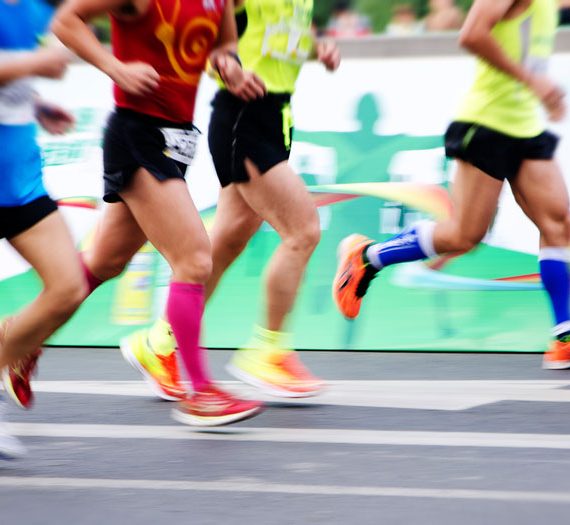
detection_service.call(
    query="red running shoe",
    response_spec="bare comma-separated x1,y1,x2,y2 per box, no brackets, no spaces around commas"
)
171,385,263,427
2,347,42,410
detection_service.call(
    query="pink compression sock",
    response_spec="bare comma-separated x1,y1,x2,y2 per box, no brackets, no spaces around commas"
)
79,254,103,295
166,282,212,392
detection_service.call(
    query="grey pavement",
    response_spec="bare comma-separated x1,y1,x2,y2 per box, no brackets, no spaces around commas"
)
2,348,570,525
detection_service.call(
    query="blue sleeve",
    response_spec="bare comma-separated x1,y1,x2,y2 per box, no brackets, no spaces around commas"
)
31,0,56,40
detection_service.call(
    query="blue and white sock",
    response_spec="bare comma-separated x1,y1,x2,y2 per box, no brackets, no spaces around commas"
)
366,220,438,270
539,247,570,341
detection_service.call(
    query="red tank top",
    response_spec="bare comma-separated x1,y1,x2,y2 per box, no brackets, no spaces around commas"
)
111,0,225,123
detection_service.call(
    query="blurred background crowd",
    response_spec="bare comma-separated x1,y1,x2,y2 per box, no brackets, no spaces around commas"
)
91,0,570,42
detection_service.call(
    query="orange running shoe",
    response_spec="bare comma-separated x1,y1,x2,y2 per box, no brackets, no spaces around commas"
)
171,385,263,427
543,340,570,369
333,234,378,319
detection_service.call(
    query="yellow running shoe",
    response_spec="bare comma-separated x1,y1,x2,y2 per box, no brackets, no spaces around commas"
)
120,320,185,401
226,326,325,398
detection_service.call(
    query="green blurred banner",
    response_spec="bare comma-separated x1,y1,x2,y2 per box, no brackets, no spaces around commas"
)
0,60,559,351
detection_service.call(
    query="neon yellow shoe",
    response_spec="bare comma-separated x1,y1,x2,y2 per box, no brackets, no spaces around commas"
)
120,319,185,401
226,326,325,398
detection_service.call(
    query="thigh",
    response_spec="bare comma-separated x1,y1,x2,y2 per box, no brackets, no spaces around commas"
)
238,160,317,237
8,211,82,285
448,160,504,241
87,201,147,277
509,159,569,228
120,168,210,262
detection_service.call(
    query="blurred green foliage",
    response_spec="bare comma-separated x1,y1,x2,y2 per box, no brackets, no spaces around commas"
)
92,16,111,42
93,1,474,42
315,0,473,33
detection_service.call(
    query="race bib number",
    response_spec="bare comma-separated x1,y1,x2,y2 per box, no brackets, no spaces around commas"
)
161,127,200,165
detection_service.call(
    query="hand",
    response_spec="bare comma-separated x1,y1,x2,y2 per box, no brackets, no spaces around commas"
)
30,48,69,79
215,54,266,101
111,61,160,96
316,40,340,72
527,73,566,122
35,102,75,135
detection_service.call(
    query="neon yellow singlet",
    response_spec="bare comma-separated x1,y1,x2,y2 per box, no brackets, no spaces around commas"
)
238,0,314,94
456,0,557,138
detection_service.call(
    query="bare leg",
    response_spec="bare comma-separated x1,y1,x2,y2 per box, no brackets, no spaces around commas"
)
509,159,570,247
85,201,147,282
433,161,504,254
121,170,211,283
510,159,570,366
0,212,86,368
238,160,320,331
207,185,262,301
120,169,212,390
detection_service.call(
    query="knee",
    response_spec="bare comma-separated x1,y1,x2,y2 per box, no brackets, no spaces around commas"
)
43,276,88,320
539,211,570,246
445,229,482,255
284,219,321,255
172,249,213,284
213,219,260,261
90,253,130,281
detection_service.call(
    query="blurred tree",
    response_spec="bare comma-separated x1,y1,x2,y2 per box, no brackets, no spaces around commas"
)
355,0,424,32
315,0,473,34
92,15,110,42
313,0,338,28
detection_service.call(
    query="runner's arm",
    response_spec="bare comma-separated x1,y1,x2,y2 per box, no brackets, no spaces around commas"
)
460,0,564,119
460,0,543,84
209,0,265,100
52,0,159,94
0,48,68,84
209,0,240,69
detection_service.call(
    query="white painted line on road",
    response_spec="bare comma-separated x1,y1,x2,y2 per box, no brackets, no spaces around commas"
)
30,380,570,411
9,422,570,449
0,476,569,503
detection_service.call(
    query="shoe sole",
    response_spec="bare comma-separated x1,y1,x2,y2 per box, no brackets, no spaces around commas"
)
226,363,323,399
120,339,182,402
1,368,27,410
171,404,263,427
542,359,570,370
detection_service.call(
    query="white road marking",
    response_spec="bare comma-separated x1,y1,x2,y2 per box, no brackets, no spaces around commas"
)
0,476,568,503
8,423,570,449
30,379,570,411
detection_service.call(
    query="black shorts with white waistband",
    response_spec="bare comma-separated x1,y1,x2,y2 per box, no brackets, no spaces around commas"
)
103,108,199,203
208,90,293,188
445,121,559,181
0,195,58,240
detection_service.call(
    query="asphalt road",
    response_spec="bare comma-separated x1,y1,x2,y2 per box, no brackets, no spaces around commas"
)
2,348,570,525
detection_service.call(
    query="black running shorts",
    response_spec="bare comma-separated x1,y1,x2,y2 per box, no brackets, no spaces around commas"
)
0,195,58,239
445,121,559,181
208,90,293,188
103,108,199,203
